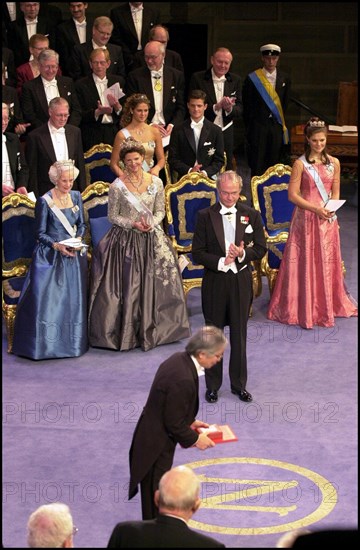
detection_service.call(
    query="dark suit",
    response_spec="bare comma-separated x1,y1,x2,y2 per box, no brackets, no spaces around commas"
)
2,47,16,87
3,131,29,192
168,118,224,178
68,41,126,81
189,68,243,170
2,84,25,134
109,3,161,72
21,75,82,130
129,352,200,520
25,123,86,197
126,66,186,128
107,514,225,548
55,17,94,76
242,69,291,176
75,74,125,151
7,14,58,67
192,203,266,393
133,48,184,73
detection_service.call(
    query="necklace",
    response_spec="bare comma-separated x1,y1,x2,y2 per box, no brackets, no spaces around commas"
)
55,189,70,207
126,170,143,191
134,127,145,136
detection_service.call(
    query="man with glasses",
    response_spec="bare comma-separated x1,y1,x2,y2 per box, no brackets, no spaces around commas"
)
25,97,86,197
192,171,267,404
129,326,227,520
21,48,82,130
27,502,77,548
126,40,185,141
68,16,125,81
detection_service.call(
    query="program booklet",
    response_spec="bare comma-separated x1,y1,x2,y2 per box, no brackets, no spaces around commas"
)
196,424,238,444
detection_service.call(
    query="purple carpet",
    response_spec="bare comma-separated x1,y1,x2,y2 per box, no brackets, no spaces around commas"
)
2,199,357,548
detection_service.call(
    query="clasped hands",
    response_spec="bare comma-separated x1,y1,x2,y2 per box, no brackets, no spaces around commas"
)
224,241,244,265
191,420,215,450
215,96,236,113
96,93,121,116
316,206,334,220
133,215,153,232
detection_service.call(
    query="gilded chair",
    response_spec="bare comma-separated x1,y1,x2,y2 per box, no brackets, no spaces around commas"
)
2,193,37,352
84,143,114,186
164,172,218,296
81,182,111,256
251,163,294,295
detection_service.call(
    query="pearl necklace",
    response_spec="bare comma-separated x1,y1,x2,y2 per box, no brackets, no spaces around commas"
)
133,126,145,136
126,170,143,191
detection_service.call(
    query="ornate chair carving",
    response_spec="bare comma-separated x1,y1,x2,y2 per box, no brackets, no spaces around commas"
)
84,143,114,186
251,163,294,295
164,172,218,296
81,182,111,257
2,193,36,352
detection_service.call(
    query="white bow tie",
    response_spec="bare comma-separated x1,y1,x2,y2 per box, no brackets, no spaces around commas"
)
44,80,57,87
220,206,237,216
75,21,86,27
94,77,107,86
131,6,144,13
213,77,226,84
52,127,65,135
26,18,38,24
190,121,203,129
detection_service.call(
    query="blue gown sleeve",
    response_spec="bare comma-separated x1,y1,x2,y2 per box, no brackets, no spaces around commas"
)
35,196,54,248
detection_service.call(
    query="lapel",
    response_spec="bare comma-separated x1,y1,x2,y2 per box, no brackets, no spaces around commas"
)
184,119,196,152
68,20,80,44
197,120,211,151
33,76,50,115
64,125,74,156
5,134,17,177
124,6,137,37
41,126,56,162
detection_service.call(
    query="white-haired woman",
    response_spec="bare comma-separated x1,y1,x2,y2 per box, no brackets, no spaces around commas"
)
12,160,88,360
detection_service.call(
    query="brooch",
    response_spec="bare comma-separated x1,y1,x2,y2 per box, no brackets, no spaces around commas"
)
72,205,79,213
326,164,334,174
240,216,249,224
147,183,157,195
207,147,216,157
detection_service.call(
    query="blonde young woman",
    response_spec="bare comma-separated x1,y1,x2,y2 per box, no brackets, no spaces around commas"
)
110,93,165,178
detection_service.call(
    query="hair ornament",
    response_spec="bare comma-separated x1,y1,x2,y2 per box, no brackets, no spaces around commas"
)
309,120,326,128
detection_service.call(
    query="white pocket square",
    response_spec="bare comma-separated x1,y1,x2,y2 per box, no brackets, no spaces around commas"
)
204,141,212,146
245,224,253,233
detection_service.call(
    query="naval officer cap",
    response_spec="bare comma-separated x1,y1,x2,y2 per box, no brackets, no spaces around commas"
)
260,44,281,56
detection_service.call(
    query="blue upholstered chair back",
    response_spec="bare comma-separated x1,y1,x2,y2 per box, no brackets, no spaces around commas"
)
165,173,217,253
81,182,112,250
84,143,114,186
2,193,37,352
250,164,293,293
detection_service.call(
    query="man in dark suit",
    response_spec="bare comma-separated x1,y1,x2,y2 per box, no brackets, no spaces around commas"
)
126,41,185,140
21,49,82,130
7,2,59,67
128,326,227,520
75,48,125,151
109,466,225,548
68,16,125,81
168,89,224,179
55,2,94,77
2,47,17,87
2,103,29,196
25,97,86,197
2,62,30,136
242,43,291,177
189,47,243,171
192,171,267,404
132,24,184,73
109,2,161,73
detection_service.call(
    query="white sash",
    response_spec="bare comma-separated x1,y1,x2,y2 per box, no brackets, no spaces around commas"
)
113,177,154,225
299,155,336,222
43,193,77,237
120,128,150,172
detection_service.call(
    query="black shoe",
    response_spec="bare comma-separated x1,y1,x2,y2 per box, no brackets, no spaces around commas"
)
231,389,253,402
205,390,218,403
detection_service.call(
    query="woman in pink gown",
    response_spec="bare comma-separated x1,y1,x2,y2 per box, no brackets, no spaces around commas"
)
267,117,357,329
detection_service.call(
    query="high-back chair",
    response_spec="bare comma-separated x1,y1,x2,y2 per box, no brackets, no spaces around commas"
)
164,172,218,296
81,182,111,256
2,193,37,352
251,163,294,294
84,143,114,186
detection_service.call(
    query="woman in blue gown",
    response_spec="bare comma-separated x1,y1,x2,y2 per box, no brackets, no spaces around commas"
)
12,160,88,360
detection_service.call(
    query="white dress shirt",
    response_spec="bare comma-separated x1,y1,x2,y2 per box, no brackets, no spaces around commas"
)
48,122,69,161
42,77,59,103
74,18,87,44
131,4,143,50
150,68,165,125
93,75,113,124
211,69,226,129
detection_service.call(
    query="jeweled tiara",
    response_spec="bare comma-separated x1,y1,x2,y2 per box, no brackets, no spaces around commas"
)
309,120,325,127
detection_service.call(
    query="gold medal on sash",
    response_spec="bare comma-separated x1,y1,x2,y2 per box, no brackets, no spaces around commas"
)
154,77,162,92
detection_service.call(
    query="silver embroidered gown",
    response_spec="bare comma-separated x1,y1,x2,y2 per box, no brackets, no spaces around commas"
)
88,176,190,351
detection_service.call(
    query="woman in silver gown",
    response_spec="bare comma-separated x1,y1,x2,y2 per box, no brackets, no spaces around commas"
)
88,138,190,351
